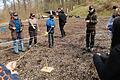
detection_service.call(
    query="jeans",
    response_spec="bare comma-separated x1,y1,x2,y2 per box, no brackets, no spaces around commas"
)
13,32,24,53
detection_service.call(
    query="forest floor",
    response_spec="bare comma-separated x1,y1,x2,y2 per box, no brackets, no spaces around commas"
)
0,18,111,80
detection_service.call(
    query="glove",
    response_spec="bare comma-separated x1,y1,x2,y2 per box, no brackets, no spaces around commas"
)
20,28,23,31
86,20,90,23
51,26,55,28
12,27,16,30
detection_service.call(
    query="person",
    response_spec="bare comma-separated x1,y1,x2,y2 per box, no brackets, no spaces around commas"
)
46,15,55,48
93,16,120,80
107,15,116,37
85,6,98,51
0,62,19,80
9,12,25,54
58,9,67,38
112,5,119,17
28,13,38,49
107,5,119,37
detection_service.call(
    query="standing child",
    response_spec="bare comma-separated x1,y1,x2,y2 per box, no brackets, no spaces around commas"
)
85,6,98,51
28,13,38,49
46,15,55,48
9,12,25,54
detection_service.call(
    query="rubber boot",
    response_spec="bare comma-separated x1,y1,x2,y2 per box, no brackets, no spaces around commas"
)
13,40,19,54
19,40,25,52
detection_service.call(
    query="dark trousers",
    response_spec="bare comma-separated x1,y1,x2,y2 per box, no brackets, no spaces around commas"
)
86,30,95,48
48,32,54,48
93,54,108,80
29,30,37,45
59,25,66,37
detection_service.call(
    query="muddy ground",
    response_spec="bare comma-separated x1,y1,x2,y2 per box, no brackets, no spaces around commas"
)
0,18,111,80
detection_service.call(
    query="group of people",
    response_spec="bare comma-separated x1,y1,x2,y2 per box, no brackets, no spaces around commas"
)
0,8,67,80
1,5,120,79
46,8,67,48
8,8,67,53
9,12,38,54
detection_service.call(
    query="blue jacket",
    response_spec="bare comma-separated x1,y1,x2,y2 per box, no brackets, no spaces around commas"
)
13,19,22,32
107,16,115,31
46,18,55,33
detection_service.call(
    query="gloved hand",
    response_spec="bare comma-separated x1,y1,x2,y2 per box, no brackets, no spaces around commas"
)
12,27,16,30
51,26,55,28
20,28,23,31
86,20,90,23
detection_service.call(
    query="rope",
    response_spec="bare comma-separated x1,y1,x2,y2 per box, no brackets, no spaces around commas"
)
16,43,38,62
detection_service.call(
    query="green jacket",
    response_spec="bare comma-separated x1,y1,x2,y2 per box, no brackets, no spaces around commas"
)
85,13,97,30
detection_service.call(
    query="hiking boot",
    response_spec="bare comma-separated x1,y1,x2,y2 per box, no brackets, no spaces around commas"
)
21,48,25,52
85,47,91,52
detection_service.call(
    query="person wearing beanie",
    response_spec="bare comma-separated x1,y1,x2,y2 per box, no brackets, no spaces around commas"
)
85,6,98,51
9,12,25,54
46,15,55,48
28,13,38,49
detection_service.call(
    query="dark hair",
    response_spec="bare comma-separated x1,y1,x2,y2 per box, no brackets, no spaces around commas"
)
50,15,54,19
29,13,35,18
89,6,93,10
60,10,64,13
113,6,118,9
13,12,18,16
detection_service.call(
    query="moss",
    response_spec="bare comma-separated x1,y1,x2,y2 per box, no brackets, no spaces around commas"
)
69,6,88,17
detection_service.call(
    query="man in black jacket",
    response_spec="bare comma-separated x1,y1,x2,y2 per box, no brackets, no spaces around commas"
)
85,6,98,51
58,10,67,38
93,16,120,80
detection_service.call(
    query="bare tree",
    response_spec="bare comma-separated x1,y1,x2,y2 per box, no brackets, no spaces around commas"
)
23,0,27,13
13,0,16,10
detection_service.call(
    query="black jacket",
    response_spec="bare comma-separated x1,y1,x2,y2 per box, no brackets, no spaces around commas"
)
85,13,97,30
59,12,67,26
111,16,120,49
105,44,120,80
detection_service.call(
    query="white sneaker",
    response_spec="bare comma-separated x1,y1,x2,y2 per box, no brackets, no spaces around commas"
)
28,45,31,49
90,48,94,51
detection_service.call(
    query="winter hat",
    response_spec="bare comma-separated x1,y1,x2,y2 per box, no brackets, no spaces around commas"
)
50,15,54,19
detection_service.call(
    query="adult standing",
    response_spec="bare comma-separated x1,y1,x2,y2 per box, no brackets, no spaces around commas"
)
9,12,25,54
58,9,67,38
85,6,98,51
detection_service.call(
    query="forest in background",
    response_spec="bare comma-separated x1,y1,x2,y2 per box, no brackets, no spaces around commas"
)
0,0,120,20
